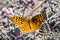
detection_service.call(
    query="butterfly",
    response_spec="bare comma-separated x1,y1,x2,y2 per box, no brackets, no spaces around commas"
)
10,13,46,33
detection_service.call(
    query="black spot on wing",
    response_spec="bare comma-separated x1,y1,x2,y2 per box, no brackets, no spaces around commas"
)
32,17,38,23
32,13,46,24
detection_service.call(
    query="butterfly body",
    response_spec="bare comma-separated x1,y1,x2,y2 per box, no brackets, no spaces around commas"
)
11,13,46,33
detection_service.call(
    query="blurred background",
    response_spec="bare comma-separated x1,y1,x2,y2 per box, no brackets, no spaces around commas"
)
0,0,60,40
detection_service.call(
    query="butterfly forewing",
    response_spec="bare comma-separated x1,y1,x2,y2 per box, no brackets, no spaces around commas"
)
11,16,31,33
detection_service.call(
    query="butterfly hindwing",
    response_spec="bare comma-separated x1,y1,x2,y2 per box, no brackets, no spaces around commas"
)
30,13,46,30
32,13,46,25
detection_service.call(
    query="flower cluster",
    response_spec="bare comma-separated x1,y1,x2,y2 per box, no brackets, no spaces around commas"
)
19,0,35,8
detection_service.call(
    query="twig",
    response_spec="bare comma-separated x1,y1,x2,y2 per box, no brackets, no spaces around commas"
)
29,0,46,15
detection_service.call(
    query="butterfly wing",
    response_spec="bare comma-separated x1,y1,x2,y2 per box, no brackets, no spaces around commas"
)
10,13,46,32
30,13,46,30
11,16,31,33
29,21,39,31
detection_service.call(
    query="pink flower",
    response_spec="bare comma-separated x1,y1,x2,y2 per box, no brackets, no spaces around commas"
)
2,7,8,12
1,7,13,18
19,0,35,8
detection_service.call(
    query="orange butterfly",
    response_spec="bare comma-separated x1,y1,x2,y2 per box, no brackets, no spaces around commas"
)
10,13,46,33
